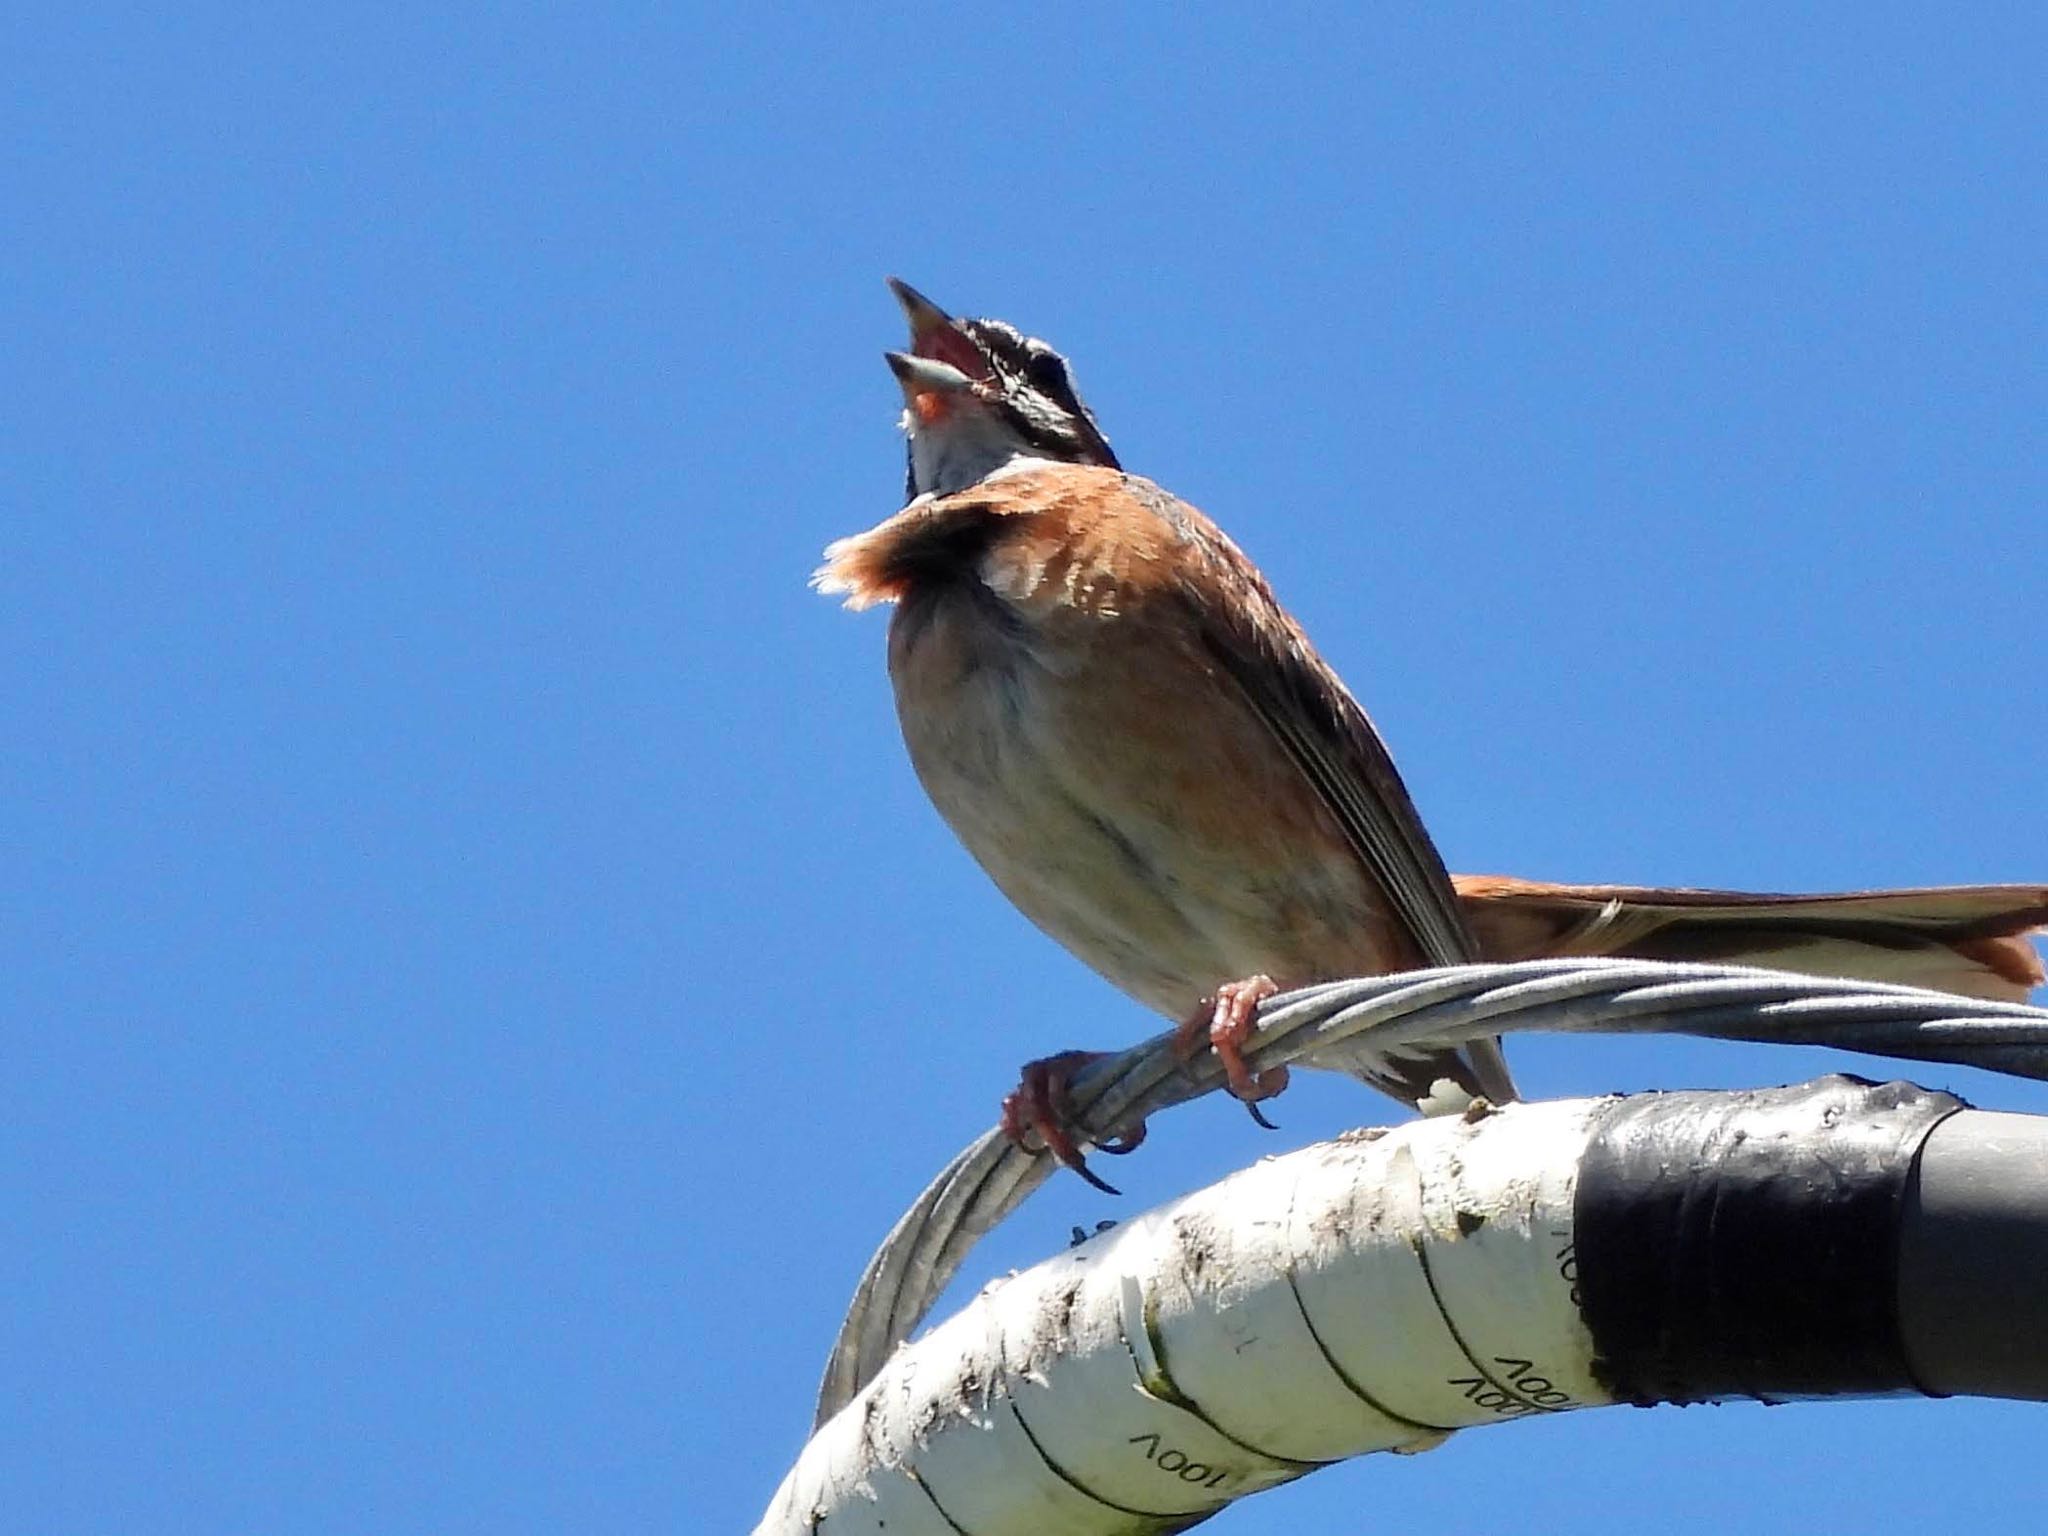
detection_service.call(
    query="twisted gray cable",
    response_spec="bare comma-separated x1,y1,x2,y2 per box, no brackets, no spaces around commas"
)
814,957,2048,1426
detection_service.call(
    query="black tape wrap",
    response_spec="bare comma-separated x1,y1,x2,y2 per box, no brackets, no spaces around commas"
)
1573,1075,1966,1406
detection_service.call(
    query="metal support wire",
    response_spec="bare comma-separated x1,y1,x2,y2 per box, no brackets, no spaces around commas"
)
814,957,2048,1426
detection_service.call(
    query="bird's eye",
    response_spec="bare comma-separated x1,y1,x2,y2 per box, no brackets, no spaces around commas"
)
1025,350,1072,395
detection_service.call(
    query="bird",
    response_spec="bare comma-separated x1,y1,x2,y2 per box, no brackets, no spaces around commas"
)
873,281,2048,997
818,281,1521,1186
822,280,2048,1183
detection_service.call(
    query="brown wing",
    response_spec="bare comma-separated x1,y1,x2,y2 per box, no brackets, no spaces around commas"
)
1138,479,1517,1102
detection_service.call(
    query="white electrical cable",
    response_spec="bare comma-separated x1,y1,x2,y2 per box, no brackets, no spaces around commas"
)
813,958,2048,1425
757,1099,1611,1535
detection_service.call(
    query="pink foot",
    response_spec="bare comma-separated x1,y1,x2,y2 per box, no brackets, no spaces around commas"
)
999,1050,1146,1194
1176,975,1290,1126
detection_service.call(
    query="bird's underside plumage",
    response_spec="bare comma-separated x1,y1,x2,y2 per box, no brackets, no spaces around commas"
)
820,461,1517,1108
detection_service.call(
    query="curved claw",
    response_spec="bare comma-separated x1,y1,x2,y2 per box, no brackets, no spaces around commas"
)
1095,1121,1148,1155
1068,1157,1122,1196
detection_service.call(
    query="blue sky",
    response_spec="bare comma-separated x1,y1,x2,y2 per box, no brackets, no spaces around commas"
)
6,6,2044,1531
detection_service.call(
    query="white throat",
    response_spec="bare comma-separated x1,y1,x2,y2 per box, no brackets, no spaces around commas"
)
903,407,1043,497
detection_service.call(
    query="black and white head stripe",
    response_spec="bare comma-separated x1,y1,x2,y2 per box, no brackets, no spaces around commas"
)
957,317,1120,470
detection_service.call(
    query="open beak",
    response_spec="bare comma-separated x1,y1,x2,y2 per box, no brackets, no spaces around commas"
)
886,277,994,381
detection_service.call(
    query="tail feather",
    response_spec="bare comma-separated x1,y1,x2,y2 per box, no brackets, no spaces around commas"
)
1455,876,2048,1004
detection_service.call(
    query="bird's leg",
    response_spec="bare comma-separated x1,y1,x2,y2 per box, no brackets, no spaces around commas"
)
999,1049,1146,1195
1175,974,1289,1128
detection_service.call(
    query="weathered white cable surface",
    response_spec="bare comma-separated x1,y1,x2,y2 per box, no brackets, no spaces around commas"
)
814,958,2048,1425
759,1098,1607,1534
